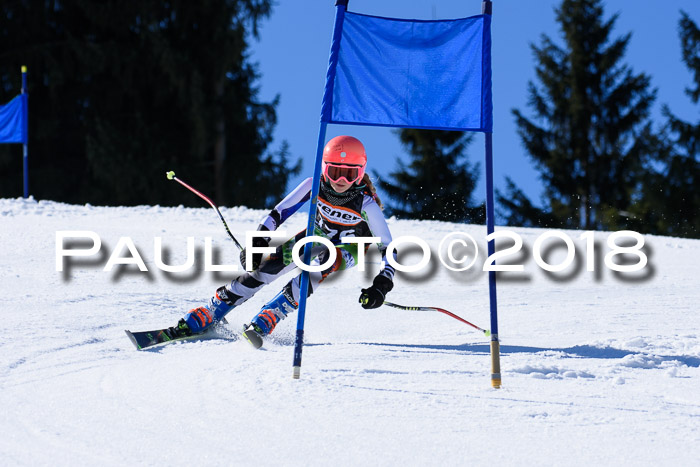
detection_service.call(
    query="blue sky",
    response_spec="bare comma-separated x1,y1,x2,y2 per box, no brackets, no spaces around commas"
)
250,1,700,216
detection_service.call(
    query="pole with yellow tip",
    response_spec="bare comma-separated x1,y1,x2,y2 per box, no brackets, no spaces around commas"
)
21,66,29,199
491,338,501,388
481,0,501,389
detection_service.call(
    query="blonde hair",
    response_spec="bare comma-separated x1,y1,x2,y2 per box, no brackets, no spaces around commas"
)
361,173,383,210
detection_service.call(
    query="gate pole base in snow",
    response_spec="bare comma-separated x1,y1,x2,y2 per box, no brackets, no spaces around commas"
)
490,338,501,388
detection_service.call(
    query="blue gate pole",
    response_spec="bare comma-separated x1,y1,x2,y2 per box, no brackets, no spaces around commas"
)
482,0,501,389
485,131,501,389
293,0,349,379
21,66,28,199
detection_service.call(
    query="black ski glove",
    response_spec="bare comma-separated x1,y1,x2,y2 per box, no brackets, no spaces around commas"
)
359,275,393,309
240,236,269,271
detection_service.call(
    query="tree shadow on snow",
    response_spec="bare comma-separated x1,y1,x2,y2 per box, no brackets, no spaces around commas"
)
355,342,700,368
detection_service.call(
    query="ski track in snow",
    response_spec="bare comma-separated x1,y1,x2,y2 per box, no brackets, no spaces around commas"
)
1,197,699,466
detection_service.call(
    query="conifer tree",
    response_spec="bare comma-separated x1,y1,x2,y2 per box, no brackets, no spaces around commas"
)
503,0,659,231
0,0,299,207
378,130,484,223
641,11,700,238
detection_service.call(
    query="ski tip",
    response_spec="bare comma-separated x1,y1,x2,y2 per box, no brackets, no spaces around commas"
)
124,330,143,350
242,325,264,349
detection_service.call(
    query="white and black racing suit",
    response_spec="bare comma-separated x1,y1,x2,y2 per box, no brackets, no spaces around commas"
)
184,177,396,333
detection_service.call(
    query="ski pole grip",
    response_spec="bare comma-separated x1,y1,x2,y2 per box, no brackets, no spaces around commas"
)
166,171,176,180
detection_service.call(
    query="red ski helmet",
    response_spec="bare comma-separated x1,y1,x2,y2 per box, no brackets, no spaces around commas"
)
322,135,367,184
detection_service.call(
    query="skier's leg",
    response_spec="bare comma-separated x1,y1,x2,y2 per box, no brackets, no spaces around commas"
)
248,243,359,336
181,231,305,334
248,281,299,335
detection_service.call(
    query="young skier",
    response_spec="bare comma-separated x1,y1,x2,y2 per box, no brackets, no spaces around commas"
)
171,135,396,347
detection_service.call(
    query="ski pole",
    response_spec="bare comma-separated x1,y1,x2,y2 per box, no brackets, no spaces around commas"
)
382,301,490,336
166,171,243,250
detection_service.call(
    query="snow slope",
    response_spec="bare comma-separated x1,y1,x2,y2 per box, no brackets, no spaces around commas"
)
1,197,699,466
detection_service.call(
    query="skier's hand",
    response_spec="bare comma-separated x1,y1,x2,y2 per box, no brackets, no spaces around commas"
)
240,236,269,271
359,275,393,309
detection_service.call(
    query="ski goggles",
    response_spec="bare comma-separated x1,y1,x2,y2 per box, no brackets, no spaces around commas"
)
323,162,365,184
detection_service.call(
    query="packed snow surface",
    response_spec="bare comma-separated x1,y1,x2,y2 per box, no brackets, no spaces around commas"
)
1,197,699,466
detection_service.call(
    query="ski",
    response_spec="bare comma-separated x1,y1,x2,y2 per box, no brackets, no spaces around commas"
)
242,324,264,349
124,327,205,350
125,317,232,350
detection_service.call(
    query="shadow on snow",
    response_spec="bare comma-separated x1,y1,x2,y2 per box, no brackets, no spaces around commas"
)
348,342,700,368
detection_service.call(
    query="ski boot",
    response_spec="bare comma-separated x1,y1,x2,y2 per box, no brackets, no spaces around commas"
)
183,285,238,334
243,287,298,349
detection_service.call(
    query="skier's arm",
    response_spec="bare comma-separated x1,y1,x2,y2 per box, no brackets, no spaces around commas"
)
260,177,313,232
362,199,397,281
242,178,312,270
359,198,396,309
